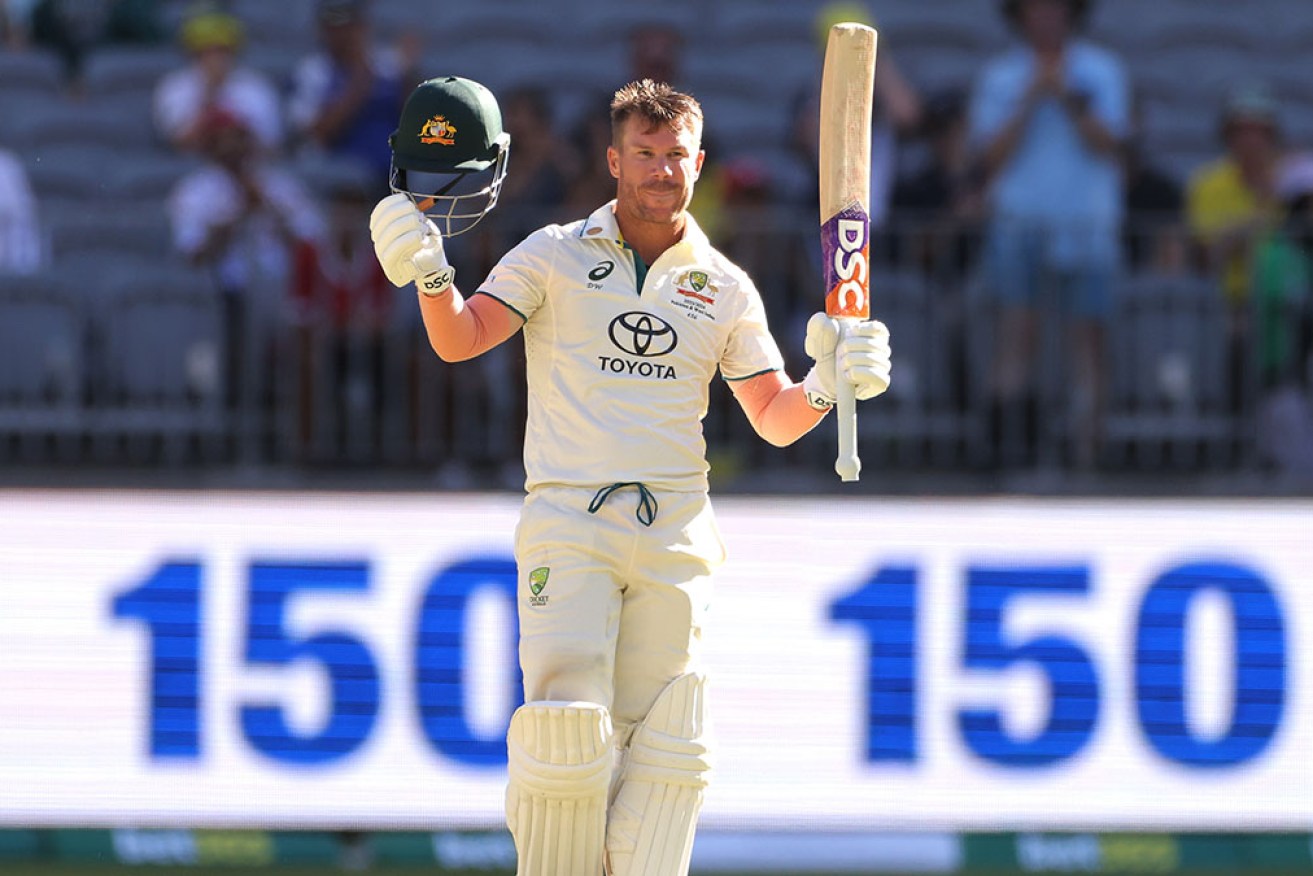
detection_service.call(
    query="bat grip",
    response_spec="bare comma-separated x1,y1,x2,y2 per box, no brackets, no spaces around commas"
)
834,317,861,482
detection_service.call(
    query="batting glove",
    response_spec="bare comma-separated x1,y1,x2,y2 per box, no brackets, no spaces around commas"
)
369,193,455,295
801,312,892,410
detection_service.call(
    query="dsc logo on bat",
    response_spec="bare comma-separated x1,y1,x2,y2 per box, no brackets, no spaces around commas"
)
824,207,870,318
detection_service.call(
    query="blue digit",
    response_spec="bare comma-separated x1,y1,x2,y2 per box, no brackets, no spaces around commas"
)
1135,561,1286,767
829,566,918,761
415,556,522,766
240,562,380,764
959,566,1100,767
112,561,203,759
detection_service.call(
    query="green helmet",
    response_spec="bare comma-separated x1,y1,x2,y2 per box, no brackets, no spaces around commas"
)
388,76,511,237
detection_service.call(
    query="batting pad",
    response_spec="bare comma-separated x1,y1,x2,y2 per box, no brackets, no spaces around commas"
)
506,701,613,876
606,673,711,876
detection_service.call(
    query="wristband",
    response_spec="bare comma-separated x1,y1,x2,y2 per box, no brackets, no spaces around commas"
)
418,266,456,297
801,365,835,411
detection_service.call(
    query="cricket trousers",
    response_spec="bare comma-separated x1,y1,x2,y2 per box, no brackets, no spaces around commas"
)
512,483,725,747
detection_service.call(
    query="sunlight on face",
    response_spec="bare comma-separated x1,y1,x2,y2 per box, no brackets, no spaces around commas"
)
607,117,704,227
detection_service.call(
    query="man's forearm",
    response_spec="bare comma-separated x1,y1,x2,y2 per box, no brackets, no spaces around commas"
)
731,372,827,448
418,288,520,362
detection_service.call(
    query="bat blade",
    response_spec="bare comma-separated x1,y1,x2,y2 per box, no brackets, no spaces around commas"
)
818,22,878,482
819,22,877,321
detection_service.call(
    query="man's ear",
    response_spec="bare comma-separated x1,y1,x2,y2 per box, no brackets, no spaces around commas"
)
693,149,705,180
607,145,620,179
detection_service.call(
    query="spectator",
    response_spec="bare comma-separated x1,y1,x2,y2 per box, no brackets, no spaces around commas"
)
153,6,283,155
26,0,163,91
168,108,324,407
1185,83,1291,414
290,161,391,460
563,94,617,218
0,147,42,274
1255,188,1313,483
892,87,986,280
1123,90,1184,272
1,0,37,47
628,21,683,87
1185,83,1286,306
490,85,578,240
288,0,422,189
969,0,1128,469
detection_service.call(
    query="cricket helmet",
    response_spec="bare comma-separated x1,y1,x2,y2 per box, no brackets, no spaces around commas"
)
388,75,511,236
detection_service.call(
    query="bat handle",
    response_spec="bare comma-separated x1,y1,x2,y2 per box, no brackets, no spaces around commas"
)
834,317,861,482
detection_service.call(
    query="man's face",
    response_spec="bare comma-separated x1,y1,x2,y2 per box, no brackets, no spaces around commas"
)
1227,119,1277,167
321,19,366,61
195,45,235,81
607,116,703,226
1019,0,1071,49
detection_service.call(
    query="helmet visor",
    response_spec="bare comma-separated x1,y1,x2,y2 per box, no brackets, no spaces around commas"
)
390,142,510,237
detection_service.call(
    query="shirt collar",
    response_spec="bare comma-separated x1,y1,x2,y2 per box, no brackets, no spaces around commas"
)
578,200,712,258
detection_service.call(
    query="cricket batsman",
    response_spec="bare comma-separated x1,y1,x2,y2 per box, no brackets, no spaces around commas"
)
370,75,892,875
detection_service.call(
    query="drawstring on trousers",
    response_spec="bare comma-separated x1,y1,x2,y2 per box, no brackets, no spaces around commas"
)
588,482,658,527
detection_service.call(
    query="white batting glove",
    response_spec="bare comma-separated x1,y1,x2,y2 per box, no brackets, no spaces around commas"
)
801,312,892,411
368,193,455,295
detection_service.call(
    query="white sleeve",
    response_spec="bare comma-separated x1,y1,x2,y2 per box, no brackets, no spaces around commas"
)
474,229,555,322
287,55,331,135
152,70,197,142
264,171,325,243
231,70,285,151
169,172,239,256
720,275,785,381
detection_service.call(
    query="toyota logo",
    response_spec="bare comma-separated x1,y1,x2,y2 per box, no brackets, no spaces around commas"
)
608,311,678,357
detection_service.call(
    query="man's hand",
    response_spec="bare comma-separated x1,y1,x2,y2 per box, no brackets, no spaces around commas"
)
369,193,454,294
801,313,892,410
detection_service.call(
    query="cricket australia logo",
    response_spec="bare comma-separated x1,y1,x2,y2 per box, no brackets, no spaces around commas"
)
528,567,549,607
672,269,719,322
419,114,457,145
599,311,678,380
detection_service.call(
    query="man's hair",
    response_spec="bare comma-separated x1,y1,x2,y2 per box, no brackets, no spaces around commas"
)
609,79,703,147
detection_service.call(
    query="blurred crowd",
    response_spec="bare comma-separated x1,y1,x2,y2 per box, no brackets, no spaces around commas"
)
0,0,1310,482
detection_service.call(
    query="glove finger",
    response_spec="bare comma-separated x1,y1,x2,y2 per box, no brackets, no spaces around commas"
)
851,358,891,384
838,339,890,361
805,312,841,359
841,349,890,369
852,319,889,337
381,235,423,270
375,217,427,255
369,193,416,234
854,378,890,401
371,205,426,248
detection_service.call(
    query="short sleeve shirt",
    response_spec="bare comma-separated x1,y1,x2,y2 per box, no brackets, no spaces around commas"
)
969,39,1129,227
478,202,784,492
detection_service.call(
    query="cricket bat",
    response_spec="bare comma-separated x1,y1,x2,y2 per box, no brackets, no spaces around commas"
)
818,22,877,482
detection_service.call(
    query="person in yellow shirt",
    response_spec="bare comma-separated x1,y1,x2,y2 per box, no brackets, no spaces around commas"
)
1186,84,1286,305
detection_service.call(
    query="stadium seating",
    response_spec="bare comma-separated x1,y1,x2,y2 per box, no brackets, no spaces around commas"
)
1,0,1309,482
0,274,84,439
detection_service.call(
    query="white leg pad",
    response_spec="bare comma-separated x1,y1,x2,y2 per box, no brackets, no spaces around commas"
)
606,673,711,876
506,701,613,876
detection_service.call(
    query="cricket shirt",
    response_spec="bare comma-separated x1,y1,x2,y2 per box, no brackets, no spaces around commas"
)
475,201,785,493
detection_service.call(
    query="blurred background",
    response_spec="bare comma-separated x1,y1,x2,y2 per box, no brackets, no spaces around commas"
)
0,0,1310,873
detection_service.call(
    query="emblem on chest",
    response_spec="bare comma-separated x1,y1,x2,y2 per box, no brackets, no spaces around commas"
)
670,269,719,321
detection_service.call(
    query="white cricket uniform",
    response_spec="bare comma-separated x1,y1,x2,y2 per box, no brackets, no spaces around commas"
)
477,201,784,740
